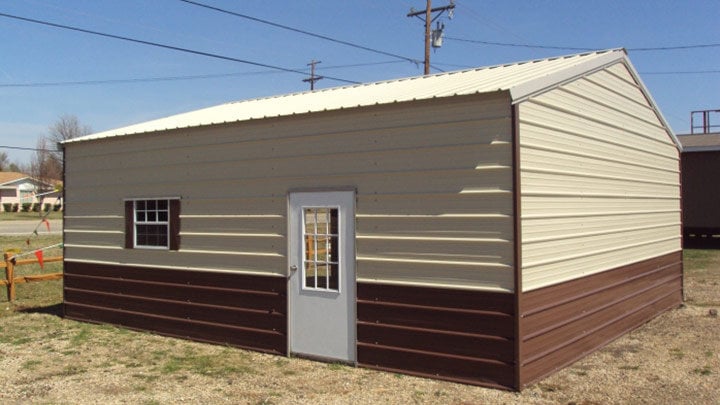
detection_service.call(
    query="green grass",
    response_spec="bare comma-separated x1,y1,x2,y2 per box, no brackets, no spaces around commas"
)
327,362,347,371
682,249,720,307
60,364,87,376
132,373,161,382
692,366,712,376
0,234,63,310
683,249,720,271
157,350,255,377
669,348,685,360
619,365,640,371
70,324,93,346
22,359,43,370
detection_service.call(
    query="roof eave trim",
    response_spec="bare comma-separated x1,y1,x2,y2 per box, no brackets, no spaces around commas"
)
0,177,31,186
681,146,720,153
509,49,626,104
616,52,682,151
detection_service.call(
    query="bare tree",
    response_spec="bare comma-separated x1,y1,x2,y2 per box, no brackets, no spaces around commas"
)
0,152,9,171
26,115,91,183
49,114,91,142
30,137,62,187
0,152,24,173
46,114,92,176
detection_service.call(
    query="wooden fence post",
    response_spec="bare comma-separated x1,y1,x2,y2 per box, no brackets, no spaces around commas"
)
4,253,15,302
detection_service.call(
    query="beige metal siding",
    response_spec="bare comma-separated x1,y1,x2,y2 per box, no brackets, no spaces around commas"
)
65,93,515,291
519,62,681,291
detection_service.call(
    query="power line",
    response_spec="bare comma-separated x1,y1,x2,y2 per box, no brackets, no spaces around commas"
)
0,61,405,89
0,72,275,88
445,36,720,52
640,70,720,75
177,0,423,66
0,11,360,85
321,60,406,71
3,63,716,90
446,36,593,51
0,145,58,152
451,0,530,44
629,44,720,51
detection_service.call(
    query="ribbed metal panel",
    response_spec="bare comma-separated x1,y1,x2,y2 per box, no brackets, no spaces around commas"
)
681,151,720,228
357,282,515,389
64,50,626,143
64,262,287,355
64,94,515,291
519,62,681,292
519,252,682,387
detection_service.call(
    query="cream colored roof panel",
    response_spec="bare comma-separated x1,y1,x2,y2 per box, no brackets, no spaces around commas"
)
66,49,632,143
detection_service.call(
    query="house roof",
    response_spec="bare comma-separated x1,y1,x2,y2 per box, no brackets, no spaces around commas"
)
676,133,720,152
0,172,61,190
0,172,29,186
65,48,676,147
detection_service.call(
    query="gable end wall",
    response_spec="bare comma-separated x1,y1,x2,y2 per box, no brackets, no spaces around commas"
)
516,61,683,387
518,61,681,291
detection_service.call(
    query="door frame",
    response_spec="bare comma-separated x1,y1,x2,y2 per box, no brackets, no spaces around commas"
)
286,188,357,363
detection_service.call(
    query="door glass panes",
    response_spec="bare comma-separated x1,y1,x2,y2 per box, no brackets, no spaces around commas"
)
303,207,339,291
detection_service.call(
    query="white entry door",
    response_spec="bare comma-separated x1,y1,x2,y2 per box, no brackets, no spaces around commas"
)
288,191,356,362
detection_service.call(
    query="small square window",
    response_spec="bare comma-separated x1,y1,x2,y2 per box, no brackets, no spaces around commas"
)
126,198,180,250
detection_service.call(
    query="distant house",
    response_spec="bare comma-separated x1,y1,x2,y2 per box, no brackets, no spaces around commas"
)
62,49,681,390
0,172,61,211
677,132,720,246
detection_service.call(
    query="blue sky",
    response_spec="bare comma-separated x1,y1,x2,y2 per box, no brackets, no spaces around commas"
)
1,0,718,163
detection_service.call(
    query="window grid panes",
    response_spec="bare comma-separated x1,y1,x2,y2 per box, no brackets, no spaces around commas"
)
303,207,339,291
134,199,170,249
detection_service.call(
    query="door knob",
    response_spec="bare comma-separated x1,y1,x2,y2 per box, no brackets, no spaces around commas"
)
290,265,297,272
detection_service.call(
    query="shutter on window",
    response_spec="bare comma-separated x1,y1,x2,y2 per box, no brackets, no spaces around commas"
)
125,200,133,249
170,199,181,251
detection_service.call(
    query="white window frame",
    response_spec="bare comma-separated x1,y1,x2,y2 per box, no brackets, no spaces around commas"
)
132,198,171,250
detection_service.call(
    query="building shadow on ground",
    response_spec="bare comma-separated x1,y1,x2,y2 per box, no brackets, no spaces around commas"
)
16,303,63,317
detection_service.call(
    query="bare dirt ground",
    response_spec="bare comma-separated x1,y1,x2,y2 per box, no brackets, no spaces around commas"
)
0,249,718,404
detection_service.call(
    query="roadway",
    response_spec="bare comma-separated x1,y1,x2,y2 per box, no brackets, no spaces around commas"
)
0,220,63,235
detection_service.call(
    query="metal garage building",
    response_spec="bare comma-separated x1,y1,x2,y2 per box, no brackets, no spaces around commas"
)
62,48,682,390
678,132,720,247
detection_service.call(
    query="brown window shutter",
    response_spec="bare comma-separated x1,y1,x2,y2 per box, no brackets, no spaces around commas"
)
169,199,181,251
125,200,134,249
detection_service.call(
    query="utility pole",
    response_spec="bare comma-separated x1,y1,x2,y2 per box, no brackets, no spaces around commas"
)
407,0,455,75
303,60,323,90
